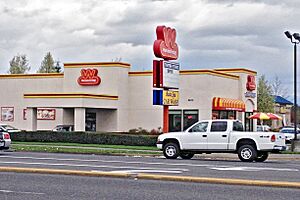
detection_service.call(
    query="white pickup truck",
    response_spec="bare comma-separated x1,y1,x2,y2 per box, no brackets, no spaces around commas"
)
156,120,286,162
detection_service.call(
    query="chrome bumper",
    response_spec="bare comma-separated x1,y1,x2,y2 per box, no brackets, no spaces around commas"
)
273,145,287,151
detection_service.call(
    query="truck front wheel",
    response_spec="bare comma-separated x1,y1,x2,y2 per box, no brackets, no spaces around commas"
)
255,152,269,162
163,143,179,159
238,145,257,162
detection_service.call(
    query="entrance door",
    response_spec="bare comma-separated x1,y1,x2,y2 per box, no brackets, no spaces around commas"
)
85,112,96,131
244,112,253,131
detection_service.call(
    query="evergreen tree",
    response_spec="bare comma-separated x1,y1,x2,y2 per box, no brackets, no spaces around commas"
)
257,75,274,113
8,54,30,74
54,60,62,73
37,52,56,73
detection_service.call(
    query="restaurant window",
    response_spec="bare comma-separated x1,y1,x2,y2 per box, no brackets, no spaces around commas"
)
169,110,182,132
212,110,236,119
183,110,198,130
169,109,199,131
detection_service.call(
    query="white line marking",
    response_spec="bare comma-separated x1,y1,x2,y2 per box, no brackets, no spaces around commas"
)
0,161,189,172
210,167,299,172
0,189,45,195
0,155,216,168
92,169,184,174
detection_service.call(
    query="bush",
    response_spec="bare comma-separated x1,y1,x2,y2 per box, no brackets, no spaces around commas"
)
10,131,158,146
128,127,149,135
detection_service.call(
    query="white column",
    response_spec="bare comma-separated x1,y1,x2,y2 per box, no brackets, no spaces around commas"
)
74,108,85,131
27,108,37,131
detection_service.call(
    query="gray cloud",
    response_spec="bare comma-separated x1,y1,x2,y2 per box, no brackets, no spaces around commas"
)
0,0,299,100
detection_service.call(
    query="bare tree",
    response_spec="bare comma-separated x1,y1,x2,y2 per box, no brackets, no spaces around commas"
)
271,75,288,98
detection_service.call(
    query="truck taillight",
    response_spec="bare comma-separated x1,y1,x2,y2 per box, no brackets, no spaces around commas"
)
271,134,276,142
3,133,10,139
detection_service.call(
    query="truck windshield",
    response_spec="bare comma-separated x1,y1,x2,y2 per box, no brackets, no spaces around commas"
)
233,121,244,132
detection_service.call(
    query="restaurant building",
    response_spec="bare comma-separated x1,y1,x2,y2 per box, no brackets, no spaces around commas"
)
0,62,257,132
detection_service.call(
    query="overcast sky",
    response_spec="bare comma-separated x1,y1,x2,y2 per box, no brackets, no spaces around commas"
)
0,0,299,101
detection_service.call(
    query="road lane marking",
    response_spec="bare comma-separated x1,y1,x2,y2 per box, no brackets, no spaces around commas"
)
0,155,217,167
0,161,189,172
93,169,185,174
1,155,299,174
210,166,299,172
0,189,45,195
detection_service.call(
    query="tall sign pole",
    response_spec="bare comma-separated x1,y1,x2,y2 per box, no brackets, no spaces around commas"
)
153,26,179,133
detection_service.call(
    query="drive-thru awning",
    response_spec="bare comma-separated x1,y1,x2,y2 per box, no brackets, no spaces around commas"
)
212,97,245,112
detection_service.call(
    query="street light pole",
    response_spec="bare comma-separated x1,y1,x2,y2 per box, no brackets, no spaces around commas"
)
294,42,297,141
284,31,299,151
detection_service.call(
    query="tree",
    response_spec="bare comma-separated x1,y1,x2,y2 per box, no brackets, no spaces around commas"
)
257,75,274,113
54,60,63,73
271,75,288,98
37,52,56,73
8,54,30,74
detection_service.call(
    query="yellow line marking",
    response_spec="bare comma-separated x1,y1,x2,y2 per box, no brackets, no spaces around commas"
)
1,166,299,189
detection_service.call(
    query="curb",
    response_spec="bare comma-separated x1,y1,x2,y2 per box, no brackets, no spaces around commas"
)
1,166,300,189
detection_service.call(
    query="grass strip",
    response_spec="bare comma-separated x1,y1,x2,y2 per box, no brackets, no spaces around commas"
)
12,141,157,151
12,144,161,156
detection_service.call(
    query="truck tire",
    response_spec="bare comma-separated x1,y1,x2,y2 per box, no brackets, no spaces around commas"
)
179,152,194,159
163,142,179,159
238,145,257,162
255,152,269,162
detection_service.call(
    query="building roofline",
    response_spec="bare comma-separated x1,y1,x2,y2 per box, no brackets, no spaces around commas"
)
129,69,240,80
213,68,257,75
0,73,64,79
64,62,131,68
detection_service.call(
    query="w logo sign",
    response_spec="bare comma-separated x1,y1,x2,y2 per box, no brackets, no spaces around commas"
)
77,68,101,86
153,26,179,60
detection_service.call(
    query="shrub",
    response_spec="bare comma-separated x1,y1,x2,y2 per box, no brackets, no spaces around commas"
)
10,131,158,146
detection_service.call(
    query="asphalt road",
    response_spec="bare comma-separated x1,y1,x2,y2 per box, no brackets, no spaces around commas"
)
1,152,300,183
0,172,299,200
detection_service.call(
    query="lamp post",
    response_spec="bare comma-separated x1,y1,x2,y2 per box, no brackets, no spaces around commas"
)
284,31,299,151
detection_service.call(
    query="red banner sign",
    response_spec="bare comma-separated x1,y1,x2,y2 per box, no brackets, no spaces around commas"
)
153,26,179,60
77,68,101,86
246,75,256,91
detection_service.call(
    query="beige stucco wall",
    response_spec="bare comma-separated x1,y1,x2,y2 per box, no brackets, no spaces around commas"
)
0,64,257,132
0,75,64,130
128,72,241,131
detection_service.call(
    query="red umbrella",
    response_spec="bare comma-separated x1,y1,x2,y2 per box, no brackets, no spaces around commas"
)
266,113,282,120
248,112,270,120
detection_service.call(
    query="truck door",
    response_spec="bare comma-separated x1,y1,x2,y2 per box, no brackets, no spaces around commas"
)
207,121,230,149
181,121,208,150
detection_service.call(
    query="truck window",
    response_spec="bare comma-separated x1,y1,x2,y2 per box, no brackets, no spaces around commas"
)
189,122,208,132
211,121,227,132
233,121,244,132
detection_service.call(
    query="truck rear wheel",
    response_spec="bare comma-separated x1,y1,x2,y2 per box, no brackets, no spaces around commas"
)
179,152,194,159
255,152,269,162
163,142,179,159
238,145,257,162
